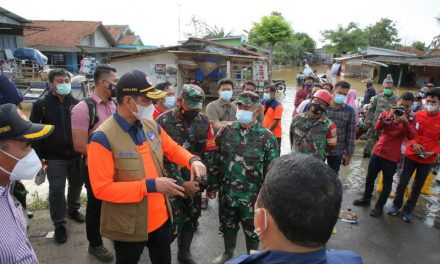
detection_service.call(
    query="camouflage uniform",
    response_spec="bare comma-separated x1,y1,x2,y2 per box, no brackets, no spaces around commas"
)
156,85,216,235
289,112,337,160
363,93,398,157
208,93,280,241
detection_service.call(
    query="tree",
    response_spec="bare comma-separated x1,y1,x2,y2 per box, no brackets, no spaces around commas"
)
248,12,293,80
411,41,426,51
206,25,233,38
365,18,400,48
273,32,316,65
321,22,367,56
184,16,208,38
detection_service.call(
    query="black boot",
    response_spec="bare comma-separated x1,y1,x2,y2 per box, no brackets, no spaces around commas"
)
177,229,199,264
245,237,259,253
353,197,371,207
212,232,238,264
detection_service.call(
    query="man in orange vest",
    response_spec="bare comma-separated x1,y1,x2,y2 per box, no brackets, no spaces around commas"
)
87,70,206,264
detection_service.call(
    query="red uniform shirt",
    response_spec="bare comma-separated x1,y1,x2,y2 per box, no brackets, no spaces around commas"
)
373,111,417,163
405,110,440,164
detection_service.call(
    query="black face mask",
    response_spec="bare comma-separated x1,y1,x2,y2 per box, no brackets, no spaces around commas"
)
182,109,199,121
311,103,325,115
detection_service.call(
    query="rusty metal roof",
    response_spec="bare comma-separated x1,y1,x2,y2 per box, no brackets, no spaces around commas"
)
364,55,440,67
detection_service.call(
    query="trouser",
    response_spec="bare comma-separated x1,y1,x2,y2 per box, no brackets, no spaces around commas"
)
363,128,381,156
83,164,103,247
363,154,397,208
276,138,281,148
171,192,202,235
113,220,172,264
47,158,83,228
392,157,433,212
219,192,259,241
326,154,343,175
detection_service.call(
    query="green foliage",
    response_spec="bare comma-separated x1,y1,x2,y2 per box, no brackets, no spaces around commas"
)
248,12,292,49
321,22,368,56
125,28,134,35
365,18,400,48
273,32,316,65
411,41,426,51
28,191,87,211
207,25,233,38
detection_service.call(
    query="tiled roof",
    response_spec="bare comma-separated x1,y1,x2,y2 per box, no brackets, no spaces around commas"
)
104,25,128,41
24,20,114,48
118,35,140,45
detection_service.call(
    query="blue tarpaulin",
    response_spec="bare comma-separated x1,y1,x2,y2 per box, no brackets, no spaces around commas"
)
13,48,48,66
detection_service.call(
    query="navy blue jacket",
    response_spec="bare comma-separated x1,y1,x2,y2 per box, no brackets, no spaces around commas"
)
0,75,23,105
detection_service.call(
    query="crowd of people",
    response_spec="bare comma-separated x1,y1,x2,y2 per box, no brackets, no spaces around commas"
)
0,64,439,264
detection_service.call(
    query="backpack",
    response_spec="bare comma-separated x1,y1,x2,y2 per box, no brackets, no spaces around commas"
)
82,97,99,132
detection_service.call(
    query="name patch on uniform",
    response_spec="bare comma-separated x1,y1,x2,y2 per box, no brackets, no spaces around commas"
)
147,131,155,141
115,152,137,159
154,139,162,151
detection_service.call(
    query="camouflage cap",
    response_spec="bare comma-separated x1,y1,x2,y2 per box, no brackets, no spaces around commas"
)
236,91,260,107
181,84,205,110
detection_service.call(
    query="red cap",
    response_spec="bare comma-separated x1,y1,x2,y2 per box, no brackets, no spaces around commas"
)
313,90,333,105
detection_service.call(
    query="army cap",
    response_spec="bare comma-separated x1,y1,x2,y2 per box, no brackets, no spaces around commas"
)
181,84,205,110
236,91,260,107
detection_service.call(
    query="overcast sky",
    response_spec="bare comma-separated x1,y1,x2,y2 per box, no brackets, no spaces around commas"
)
3,0,440,47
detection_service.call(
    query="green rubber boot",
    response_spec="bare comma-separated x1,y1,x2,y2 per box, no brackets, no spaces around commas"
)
177,229,199,264
245,237,259,253
212,232,238,264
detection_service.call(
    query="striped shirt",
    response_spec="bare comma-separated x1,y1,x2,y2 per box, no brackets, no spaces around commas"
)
0,182,38,263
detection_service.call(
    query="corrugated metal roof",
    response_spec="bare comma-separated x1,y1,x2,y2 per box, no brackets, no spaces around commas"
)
368,56,440,67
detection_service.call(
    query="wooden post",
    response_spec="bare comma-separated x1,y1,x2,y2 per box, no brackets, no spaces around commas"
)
226,60,231,79
397,65,403,88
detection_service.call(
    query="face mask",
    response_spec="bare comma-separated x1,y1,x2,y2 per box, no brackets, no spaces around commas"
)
422,99,427,105
304,83,313,89
383,88,393,96
182,109,199,121
263,93,271,100
254,208,268,236
132,100,154,120
426,104,439,113
0,149,42,181
56,83,71,95
419,92,425,98
163,96,176,108
219,90,233,101
334,94,346,104
311,103,325,114
236,109,255,125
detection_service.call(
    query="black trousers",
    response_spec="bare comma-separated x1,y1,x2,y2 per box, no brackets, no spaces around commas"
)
83,165,103,247
114,220,172,264
363,154,397,208
393,157,432,212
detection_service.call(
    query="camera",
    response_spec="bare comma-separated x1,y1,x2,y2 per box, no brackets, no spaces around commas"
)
392,106,406,117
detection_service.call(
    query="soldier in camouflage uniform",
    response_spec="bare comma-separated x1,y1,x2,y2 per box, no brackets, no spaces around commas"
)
363,82,398,158
157,84,216,264
290,89,337,160
207,92,280,264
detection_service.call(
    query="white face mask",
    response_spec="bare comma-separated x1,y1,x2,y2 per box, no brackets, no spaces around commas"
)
426,104,439,113
132,100,155,120
0,149,42,181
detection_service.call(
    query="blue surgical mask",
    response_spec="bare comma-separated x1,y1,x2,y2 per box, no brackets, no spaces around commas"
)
163,96,176,108
304,83,313,89
219,90,233,101
56,83,71,95
419,92,425,98
263,93,271,100
334,94,346,104
236,109,254,125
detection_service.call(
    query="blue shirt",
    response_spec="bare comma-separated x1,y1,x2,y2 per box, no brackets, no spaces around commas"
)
0,74,23,105
226,248,362,264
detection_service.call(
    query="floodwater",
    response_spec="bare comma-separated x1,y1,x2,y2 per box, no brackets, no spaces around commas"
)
273,66,440,230
22,66,439,230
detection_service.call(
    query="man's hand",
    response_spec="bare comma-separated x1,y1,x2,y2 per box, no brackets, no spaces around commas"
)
394,113,408,123
342,154,351,166
190,160,206,181
182,181,200,197
155,178,185,197
422,152,435,159
207,191,217,199
412,143,425,155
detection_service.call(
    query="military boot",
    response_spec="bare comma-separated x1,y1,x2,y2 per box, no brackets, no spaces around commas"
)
177,229,199,264
212,232,238,264
245,237,259,253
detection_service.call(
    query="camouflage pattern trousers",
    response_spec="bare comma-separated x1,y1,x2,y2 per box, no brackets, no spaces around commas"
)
363,128,382,157
218,191,259,241
171,193,202,235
